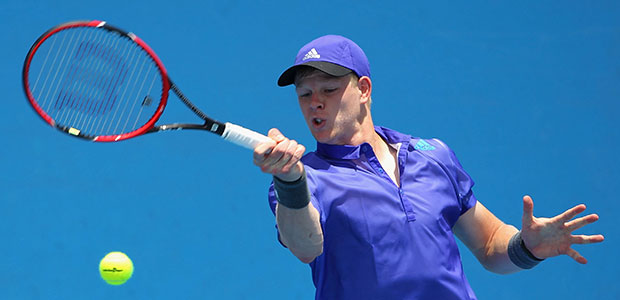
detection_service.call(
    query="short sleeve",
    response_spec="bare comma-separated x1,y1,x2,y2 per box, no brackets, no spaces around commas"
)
267,182,278,214
418,138,477,214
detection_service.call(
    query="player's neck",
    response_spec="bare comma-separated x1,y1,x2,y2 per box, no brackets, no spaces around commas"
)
343,110,376,146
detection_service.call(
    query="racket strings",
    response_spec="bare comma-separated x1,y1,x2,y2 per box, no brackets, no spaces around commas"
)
43,28,102,122
79,30,126,133
87,30,135,135
109,45,154,135
69,33,118,119
38,29,80,115
27,25,164,137
57,29,115,125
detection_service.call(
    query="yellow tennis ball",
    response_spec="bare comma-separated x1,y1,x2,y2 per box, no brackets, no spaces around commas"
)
99,251,134,285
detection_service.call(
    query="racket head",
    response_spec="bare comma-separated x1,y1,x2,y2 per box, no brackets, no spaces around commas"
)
22,20,170,142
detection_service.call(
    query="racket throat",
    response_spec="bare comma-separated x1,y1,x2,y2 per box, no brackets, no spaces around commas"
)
203,120,225,135
150,119,225,135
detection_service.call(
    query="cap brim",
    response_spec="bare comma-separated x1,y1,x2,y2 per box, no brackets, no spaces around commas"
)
277,61,352,86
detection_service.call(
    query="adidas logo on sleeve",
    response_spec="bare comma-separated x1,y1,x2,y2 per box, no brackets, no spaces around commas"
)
414,139,436,151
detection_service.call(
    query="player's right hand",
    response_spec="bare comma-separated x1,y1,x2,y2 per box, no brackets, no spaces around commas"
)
253,128,305,182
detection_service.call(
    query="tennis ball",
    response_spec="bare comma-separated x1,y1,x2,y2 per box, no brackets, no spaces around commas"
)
99,251,134,285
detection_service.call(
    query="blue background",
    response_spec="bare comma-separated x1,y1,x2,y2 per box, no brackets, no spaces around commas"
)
1,1,617,299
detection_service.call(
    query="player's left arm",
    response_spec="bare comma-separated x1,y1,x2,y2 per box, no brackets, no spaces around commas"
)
453,195,605,274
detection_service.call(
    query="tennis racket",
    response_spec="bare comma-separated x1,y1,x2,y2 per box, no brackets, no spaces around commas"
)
22,20,271,148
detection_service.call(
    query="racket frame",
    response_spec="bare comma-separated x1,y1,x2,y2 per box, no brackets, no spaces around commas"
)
23,20,270,149
21,20,195,142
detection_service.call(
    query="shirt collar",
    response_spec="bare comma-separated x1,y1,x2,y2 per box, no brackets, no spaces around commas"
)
316,126,411,160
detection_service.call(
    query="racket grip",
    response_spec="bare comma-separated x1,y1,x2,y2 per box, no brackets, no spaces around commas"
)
222,122,271,150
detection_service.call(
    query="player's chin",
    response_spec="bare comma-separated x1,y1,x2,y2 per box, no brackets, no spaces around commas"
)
308,127,331,143
310,132,331,144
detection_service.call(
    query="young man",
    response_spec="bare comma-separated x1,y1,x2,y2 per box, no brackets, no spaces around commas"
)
253,35,604,299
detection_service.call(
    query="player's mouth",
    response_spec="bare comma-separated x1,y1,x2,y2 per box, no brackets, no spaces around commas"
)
312,118,326,129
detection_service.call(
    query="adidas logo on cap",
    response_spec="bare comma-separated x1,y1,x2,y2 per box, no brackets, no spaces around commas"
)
302,48,320,60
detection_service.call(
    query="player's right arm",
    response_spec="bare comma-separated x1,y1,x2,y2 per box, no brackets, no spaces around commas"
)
254,128,323,263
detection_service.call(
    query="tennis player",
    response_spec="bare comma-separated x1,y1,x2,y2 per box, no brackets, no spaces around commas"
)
253,35,604,299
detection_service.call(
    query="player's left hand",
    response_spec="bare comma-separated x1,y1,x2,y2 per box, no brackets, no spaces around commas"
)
520,195,604,264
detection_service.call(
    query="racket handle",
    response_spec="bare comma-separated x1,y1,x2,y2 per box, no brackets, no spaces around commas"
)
222,122,271,150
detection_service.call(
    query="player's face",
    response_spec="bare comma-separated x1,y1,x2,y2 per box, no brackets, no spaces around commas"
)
295,71,363,145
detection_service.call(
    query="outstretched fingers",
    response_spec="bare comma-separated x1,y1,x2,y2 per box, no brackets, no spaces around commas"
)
554,204,587,223
571,234,605,245
565,247,588,264
519,195,604,264
564,213,600,232
522,195,535,227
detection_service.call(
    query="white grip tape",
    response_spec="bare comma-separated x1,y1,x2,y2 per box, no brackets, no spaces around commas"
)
222,122,271,150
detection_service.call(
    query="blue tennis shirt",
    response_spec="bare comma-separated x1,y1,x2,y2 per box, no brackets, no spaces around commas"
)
268,126,478,299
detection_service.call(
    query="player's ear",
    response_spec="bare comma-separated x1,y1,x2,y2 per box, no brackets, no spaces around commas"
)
358,76,372,104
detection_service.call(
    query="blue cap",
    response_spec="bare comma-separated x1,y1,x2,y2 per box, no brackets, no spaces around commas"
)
277,35,371,86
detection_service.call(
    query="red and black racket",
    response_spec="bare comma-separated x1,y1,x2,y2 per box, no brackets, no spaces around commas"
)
23,20,270,148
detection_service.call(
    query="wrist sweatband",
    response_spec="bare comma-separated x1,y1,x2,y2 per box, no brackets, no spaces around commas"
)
272,169,311,209
508,231,544,269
